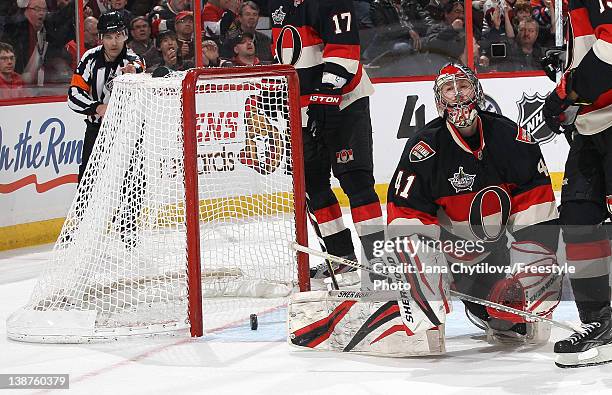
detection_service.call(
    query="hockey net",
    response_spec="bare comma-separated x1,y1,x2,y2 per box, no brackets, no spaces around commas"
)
7,66,309,342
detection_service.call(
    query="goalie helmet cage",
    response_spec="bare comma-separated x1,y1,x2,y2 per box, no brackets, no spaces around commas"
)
7,65,309,342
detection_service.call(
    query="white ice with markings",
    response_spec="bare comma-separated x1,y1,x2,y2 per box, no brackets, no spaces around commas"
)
0,210,610,395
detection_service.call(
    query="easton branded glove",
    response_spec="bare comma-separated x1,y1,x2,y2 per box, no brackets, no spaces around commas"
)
307,83,343,138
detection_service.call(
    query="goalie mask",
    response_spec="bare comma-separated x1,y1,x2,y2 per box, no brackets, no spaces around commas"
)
434,63,484,128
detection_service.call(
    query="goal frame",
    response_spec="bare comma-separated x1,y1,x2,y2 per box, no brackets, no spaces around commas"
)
182,65,310,337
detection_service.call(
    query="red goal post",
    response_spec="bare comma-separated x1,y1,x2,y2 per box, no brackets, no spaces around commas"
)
182,65,310,337
6,65,310,343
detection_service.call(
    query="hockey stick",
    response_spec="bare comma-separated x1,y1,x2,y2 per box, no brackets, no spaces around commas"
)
304,199,340,290
291,242,578,333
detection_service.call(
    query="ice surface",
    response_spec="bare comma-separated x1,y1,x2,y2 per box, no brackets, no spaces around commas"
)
1,212,609,395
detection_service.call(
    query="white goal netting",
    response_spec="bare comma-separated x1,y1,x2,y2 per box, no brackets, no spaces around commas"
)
7,68,306,342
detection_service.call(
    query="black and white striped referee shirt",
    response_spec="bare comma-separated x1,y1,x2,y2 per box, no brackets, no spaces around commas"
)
68,45,145,125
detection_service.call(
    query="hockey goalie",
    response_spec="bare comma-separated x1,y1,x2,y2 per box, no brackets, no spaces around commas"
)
287,64,564,357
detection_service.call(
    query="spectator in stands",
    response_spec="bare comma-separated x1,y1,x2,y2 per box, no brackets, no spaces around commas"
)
0,42,25,99
84,0,111,18
65,16,99,70
110,0,133,28
401,0,436,36
479,0,515,70
148,29,192,74
425,0,450,25
127,0,156,17
0,0,51,85
0,2,21,36
481,0,514,43
175,11,194,63
423,0,465,64
362,0,422,64
45,0,75,50
148,0,189,37
202,38,233,67
230,32,262,66
530,0,555,46
202,0,239,41
128,16,152,55
506,17,543,71
220,1,272,62
370,0,422,50
513,0,533,25
459,35,490,70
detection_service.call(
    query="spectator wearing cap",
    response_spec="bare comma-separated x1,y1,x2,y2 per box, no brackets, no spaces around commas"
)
423,0,466,65
109,0,133,28
231,32,261,66
202,0,239,41
220,1,272,62
175,11,194,63
128,16,152,55
148,29,193,74
202,39,233,67
0,42,25,99
148,0,189,38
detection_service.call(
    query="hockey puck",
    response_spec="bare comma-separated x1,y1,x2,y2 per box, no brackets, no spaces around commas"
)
250,314,258,330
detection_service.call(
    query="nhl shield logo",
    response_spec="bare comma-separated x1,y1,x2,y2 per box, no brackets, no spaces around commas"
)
607,195,612,215
516,92,555,144
448,166,476,193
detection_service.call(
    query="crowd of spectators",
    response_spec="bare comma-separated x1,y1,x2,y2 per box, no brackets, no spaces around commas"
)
0,0,563,99
360,0,562,77
0,0,271,99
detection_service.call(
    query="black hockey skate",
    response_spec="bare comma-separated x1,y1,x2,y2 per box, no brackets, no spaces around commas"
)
555,306,612,368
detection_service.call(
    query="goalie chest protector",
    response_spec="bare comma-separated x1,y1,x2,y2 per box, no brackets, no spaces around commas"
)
387,111,557,245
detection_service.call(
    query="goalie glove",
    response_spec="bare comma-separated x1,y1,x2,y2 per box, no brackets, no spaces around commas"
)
487,241,562,323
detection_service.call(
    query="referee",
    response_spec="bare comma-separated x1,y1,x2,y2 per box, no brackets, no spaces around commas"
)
68,11,145,183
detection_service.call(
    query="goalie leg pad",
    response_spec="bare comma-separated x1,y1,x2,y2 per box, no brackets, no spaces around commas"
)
288,291,445,357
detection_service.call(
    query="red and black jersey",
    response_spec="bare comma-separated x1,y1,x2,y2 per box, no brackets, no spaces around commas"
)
387,112,558,261
270,0,374,113
565,0,612,135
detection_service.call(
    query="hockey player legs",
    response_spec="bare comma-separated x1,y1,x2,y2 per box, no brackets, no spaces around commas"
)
305,97,383,283
542,0,612,368
554,128,612,367
270,0,384,284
